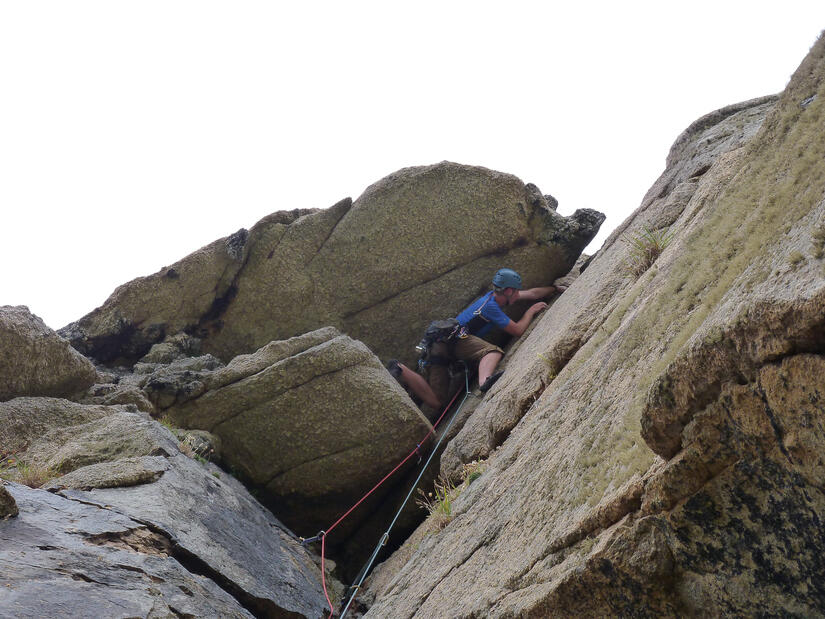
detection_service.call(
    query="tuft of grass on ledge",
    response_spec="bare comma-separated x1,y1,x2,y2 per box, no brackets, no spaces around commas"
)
7,461,62,488
417,460,487,532
621,225,674,279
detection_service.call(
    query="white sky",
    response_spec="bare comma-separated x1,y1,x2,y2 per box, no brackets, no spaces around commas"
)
2,2,823,330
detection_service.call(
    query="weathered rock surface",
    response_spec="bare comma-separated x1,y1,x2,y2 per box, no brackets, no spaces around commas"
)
61,164,603,366
0,396,329,617
1,482,254,618
162,328,433,537
0,484,17,519
0,305,97,401
135,354,225,410
59,454,328,618
0,398,178,475
363,35,825,618
438,92,781,480
42,455,169,491
79,382,156,414
139,331,204,364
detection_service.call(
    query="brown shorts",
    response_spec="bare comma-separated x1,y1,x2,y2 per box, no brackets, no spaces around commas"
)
426,335,503,405
452,334,504,363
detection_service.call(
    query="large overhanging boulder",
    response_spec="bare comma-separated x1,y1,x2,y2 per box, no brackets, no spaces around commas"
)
0,305,96,401
61,162,604,366
160,327,433,537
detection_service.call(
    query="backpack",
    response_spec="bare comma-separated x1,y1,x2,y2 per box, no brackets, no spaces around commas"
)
415,318,461,368
416,318,461,354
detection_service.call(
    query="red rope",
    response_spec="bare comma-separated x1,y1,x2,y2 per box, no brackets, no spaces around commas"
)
317,383,466,617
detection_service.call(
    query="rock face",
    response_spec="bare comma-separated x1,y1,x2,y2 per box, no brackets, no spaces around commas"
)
436,91,781,481
363,36,825,617
161,327,433,537
61,164,604,366
1,482,254,618
0,484,17,519
0,305,97,401
0,397,328,617
0,398,178,474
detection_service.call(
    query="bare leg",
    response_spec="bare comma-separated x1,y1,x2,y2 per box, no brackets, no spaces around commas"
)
399,363,442,409
477,351,503,386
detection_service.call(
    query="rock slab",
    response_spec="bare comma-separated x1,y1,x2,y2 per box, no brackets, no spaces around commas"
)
0,396,328,618
0,482,254,618
0,305,96,401
163,328,433,536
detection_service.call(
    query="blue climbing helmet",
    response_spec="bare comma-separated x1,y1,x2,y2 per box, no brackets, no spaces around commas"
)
492,268,523,290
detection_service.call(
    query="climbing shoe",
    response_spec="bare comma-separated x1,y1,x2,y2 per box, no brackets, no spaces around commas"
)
479,370,504,393
386,359,402,379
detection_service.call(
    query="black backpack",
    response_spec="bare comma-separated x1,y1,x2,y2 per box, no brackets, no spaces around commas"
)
416,318,461,353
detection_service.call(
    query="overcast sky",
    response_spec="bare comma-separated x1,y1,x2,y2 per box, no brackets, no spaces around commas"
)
2,2,823,330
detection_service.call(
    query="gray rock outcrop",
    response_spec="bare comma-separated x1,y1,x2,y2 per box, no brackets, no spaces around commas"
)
58,454,328,618
0,484,17,519
61,164,604,367
1,482,254,618
0,305,96,401
362,34,825,618
0,396,328,617
161,327,432,537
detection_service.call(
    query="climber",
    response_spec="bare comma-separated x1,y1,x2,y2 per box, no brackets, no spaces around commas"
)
389,268,565,411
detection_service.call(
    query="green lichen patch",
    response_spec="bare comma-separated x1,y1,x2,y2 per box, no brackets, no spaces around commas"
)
621,47,825,403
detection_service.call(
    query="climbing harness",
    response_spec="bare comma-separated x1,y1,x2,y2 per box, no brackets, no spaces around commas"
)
462,291,495,335
304,364,474,618
416,292,494,370
416,318,460,353
416,318,461,372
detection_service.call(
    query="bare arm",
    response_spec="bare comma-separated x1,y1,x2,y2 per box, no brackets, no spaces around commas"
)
517,285,566,301
503,301,548,337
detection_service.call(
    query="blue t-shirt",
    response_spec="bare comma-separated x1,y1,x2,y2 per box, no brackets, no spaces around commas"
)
456,292,511,337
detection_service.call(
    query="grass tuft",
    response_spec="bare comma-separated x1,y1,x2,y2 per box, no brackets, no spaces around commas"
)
621,225,674,278
788,250,805,266
416,477,458,531
178,434,213,463
12,461,61,488
417,460,487,532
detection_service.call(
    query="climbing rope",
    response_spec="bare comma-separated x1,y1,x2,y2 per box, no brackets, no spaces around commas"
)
304,365,473,618
338,367,473,618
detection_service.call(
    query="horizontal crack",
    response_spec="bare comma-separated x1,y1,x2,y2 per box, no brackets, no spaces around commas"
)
209,355,369,433
341,242,531,321
263,441,372,487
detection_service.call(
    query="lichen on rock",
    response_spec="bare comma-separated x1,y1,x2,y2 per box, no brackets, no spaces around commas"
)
362,33,825,618
61,163,603,367
0,484,18,519
0,305,97,401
